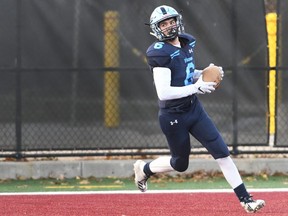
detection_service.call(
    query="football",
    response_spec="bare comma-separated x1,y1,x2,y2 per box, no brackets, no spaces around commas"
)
202,65,222,88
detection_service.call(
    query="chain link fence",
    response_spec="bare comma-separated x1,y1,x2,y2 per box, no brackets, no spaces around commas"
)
0,0,287,158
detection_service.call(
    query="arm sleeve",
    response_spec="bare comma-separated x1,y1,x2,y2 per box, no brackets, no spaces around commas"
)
153,67,197,100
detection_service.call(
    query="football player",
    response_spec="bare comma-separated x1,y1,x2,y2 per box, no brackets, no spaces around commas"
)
133,5,265,213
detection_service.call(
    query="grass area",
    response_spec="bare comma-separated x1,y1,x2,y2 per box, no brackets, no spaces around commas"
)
0,173,287,193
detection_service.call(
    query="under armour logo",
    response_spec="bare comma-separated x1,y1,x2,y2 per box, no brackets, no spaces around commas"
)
189,49,193,53
170,119,178,125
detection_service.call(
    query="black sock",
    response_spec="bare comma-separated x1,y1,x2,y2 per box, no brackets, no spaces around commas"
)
143,162,155,178
234,183,250,201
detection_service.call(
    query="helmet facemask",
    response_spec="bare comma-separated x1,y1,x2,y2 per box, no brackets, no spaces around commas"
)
149,5,184,41
156,16,183,41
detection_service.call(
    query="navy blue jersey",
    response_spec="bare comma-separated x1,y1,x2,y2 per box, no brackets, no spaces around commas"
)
146,33,196,111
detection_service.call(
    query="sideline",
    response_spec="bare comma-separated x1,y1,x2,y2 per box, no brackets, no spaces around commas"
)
1,188,288,196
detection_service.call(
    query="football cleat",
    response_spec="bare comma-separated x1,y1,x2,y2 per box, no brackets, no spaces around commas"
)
133,160,149,192
240,195,265,213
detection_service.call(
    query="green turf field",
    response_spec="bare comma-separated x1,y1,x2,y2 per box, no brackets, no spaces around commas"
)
0,174,287,193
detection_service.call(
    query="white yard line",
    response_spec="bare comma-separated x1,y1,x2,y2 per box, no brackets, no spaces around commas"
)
1,188,288,196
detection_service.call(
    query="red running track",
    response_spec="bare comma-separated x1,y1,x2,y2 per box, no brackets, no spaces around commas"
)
0,192,287,216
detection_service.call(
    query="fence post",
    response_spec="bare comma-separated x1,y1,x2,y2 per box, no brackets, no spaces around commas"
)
266,13,277,146
15,0,23,159
231,0,239,155
104,11,120,128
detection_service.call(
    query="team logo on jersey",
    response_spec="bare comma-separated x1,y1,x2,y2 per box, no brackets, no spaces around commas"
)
184,57,193,63
170,119,178,125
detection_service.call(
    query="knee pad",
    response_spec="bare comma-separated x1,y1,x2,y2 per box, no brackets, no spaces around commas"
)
171,156,189,172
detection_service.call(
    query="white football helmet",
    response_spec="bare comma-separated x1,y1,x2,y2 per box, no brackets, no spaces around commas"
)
149,5,184,41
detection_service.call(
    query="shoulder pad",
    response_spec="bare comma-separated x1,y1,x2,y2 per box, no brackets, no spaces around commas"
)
179,33,196,47
146,42,169,57
146,42,171,67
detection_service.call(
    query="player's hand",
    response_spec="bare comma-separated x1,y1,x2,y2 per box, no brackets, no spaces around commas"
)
193,69,203,81
193,75,216,94
218,66,224,80
210,63,224,80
